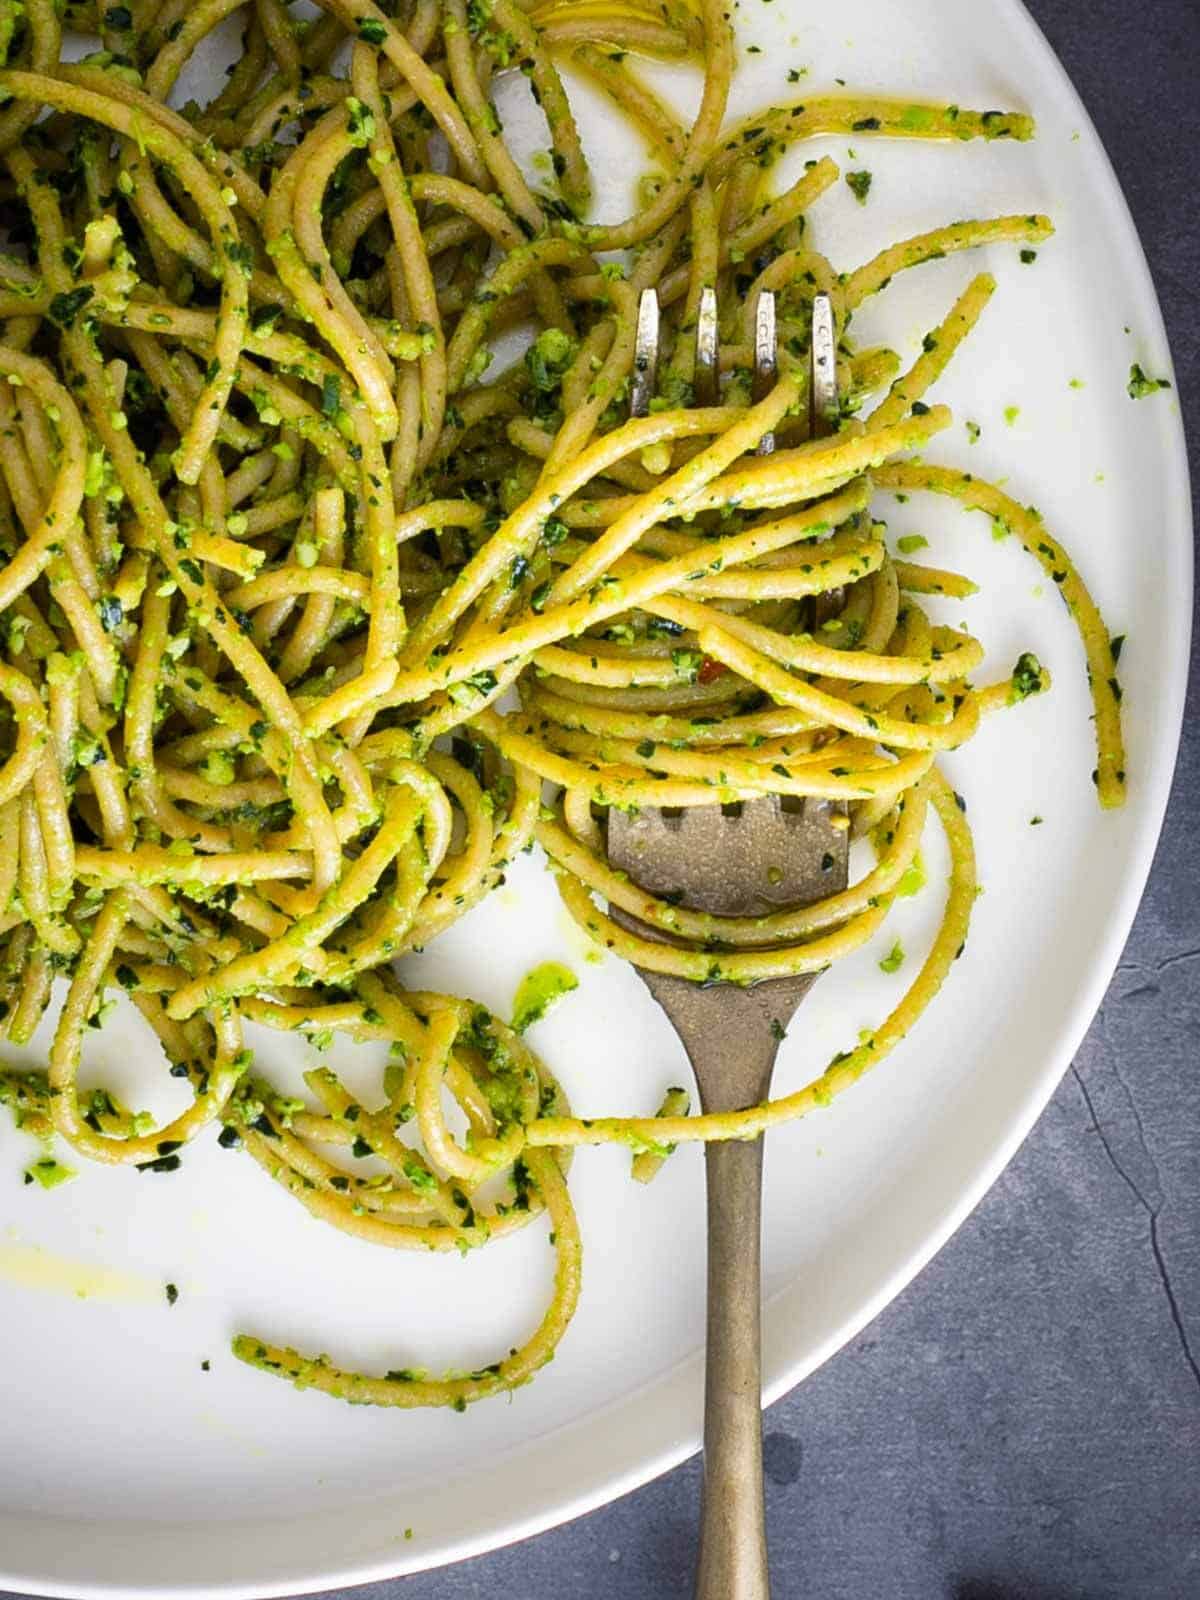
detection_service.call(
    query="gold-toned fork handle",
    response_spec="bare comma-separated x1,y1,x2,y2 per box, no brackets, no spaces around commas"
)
621,964,822,1600
698,1129,771,1600
690,1011,783,1600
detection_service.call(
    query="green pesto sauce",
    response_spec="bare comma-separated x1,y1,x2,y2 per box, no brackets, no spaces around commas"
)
845,169,873,205
511,962,578,1034
24,1158,77,1191
878,939,906,974
1127,363,1171,400
896,851,926,899
900,104,936,131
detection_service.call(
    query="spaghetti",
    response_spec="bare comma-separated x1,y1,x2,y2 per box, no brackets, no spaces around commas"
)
0,0,1124,1410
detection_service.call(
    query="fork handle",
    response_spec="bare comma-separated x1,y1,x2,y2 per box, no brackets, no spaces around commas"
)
696,1131,770,1600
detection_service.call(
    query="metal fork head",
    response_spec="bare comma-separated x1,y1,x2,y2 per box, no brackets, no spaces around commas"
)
607,287,849,932
608,798,850,919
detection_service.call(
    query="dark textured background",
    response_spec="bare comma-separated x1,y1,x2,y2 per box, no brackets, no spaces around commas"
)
7,1,1197,1597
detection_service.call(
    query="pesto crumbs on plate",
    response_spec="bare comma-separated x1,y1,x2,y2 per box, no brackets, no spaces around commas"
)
23,1158,76,1190
511,963,579,1034
879,940,906,974
1127,363,1171,399
846,170,873,204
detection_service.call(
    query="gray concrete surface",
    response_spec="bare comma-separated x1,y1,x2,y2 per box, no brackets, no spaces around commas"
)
4,1,1196,1597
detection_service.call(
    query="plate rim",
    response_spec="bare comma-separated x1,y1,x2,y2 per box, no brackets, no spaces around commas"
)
1,0,1192,1592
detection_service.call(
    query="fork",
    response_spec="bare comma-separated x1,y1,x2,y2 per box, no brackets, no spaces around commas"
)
608,287,849,1600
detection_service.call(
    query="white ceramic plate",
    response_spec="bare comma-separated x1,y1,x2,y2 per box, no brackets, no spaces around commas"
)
0,2,1191,1593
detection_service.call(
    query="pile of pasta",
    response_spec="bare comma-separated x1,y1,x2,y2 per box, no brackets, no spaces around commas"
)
0,0,1124,1408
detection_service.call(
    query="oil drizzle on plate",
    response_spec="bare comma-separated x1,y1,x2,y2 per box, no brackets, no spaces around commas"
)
0,1238,160,1304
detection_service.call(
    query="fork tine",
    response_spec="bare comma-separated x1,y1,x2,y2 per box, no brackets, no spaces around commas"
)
808,295,848,659
693,285,720,407
752,290,777,456
631,287,660,420
809,292,838,438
